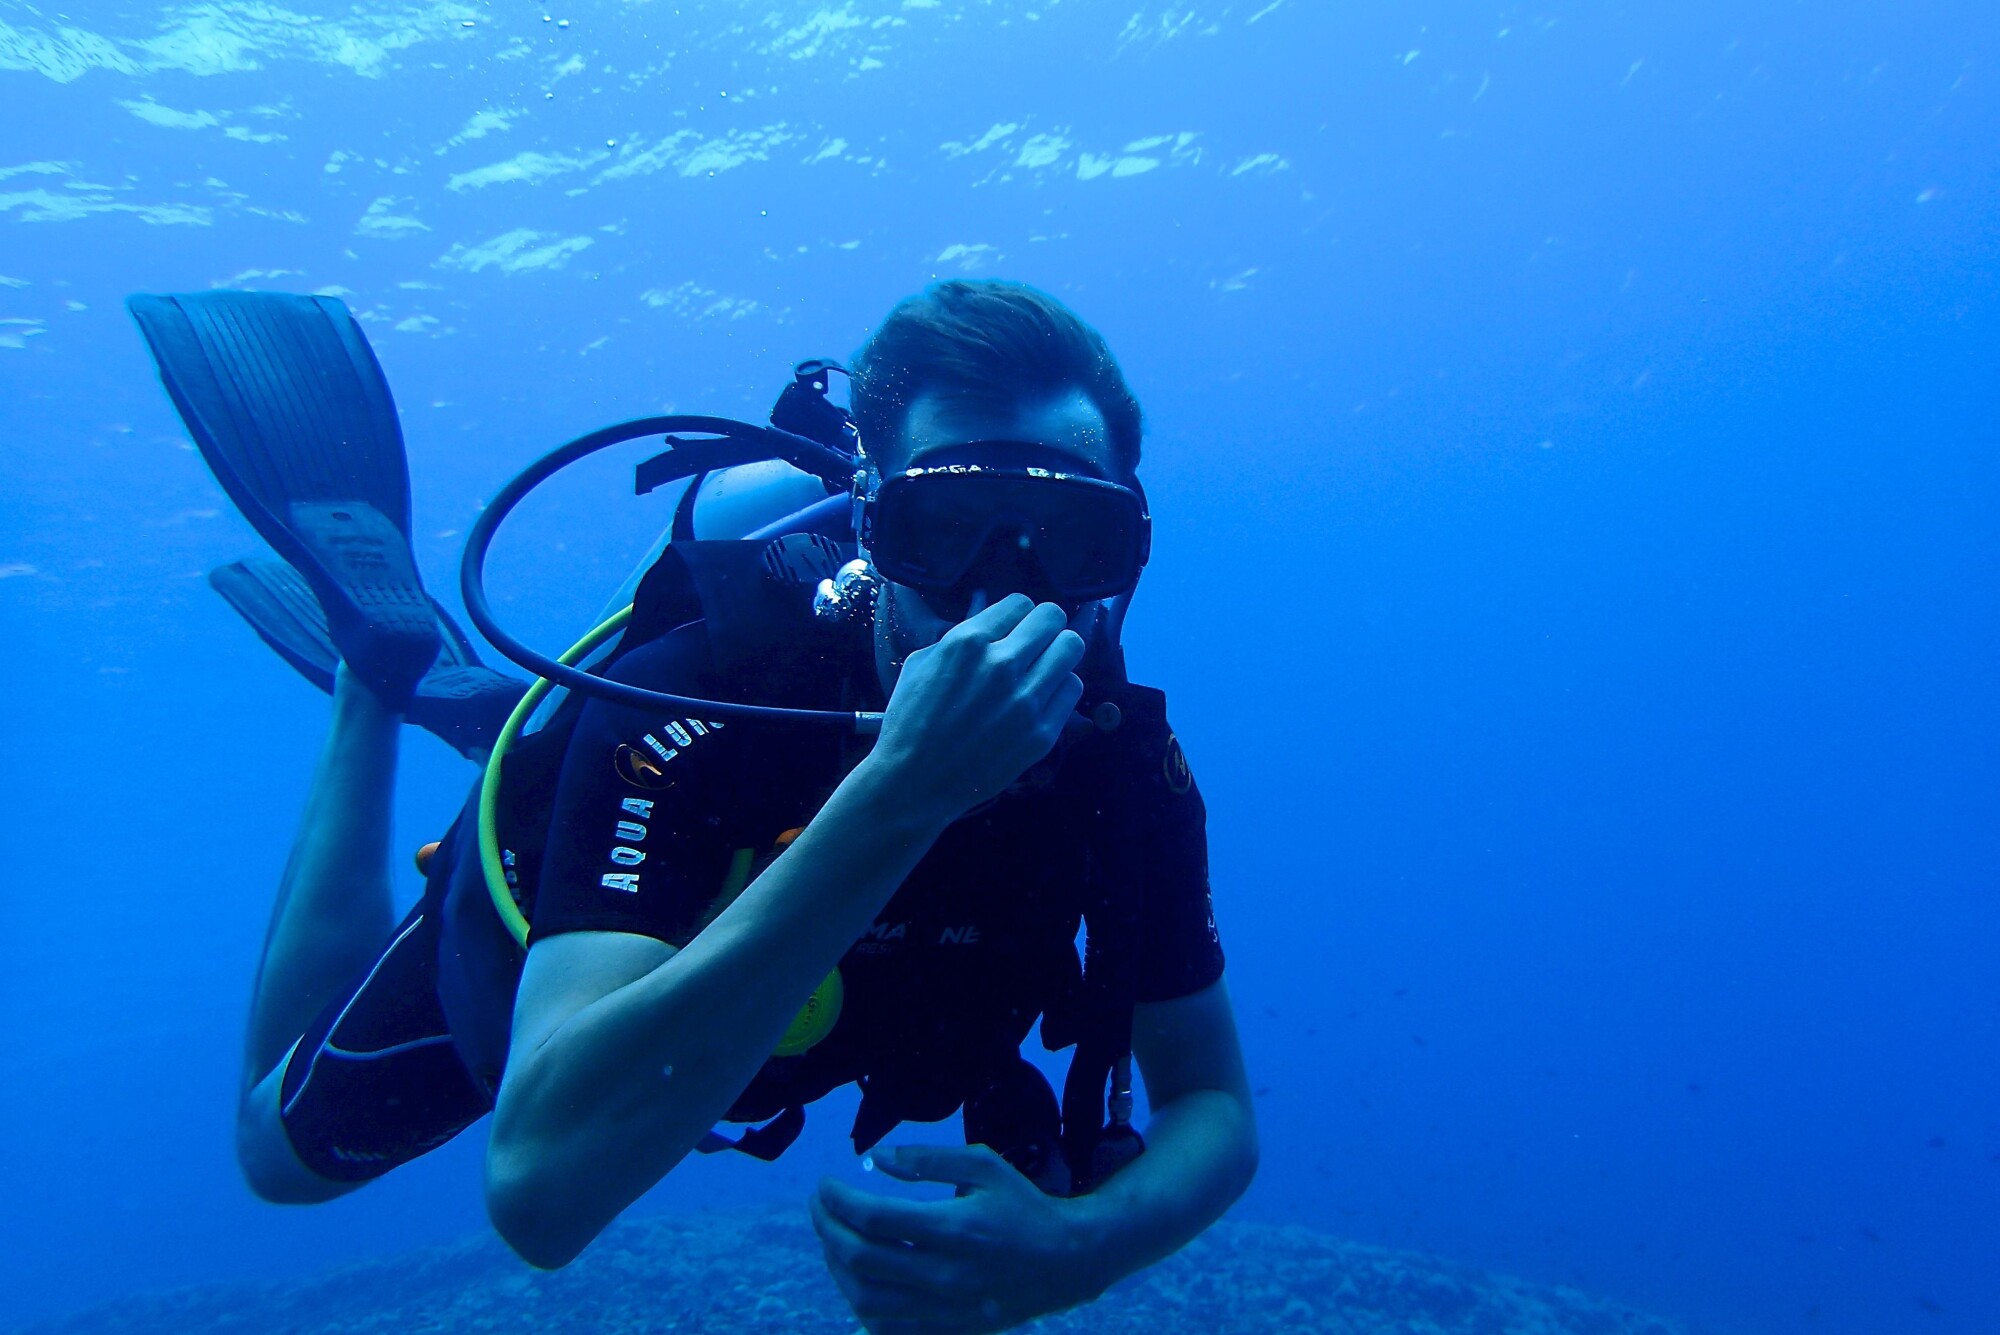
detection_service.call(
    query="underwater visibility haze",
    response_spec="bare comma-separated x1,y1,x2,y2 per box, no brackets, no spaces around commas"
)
3,1,1998,1332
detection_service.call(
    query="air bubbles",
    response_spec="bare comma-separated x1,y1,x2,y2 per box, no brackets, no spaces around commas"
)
557,17,570,27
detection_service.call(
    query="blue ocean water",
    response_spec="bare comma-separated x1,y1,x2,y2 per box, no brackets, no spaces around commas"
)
3,1,1996,1332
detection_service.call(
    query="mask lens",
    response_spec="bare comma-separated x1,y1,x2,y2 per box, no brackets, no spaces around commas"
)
1021,481,1142,599
871,474,994,587
871,469,1145,603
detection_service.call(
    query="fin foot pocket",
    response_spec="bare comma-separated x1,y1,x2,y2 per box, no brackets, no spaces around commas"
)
209,558,522,757
407,667,530,757
284,501,441,708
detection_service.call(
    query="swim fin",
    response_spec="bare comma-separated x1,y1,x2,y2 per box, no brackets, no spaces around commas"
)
129,290,441,707
210,559,527,757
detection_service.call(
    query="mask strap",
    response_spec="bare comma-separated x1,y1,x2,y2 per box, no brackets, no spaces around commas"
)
850,442,881,550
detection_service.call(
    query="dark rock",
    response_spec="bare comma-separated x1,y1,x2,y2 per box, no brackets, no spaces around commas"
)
12,1211,1697,1335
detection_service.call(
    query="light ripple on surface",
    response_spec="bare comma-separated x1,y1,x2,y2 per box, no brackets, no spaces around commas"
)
2,1,481,82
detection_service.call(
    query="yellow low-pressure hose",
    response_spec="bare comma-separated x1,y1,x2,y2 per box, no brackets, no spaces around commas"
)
475,603,842,1054
479,604,635,948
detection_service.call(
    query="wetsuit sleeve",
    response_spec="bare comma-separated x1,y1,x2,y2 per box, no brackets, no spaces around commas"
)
1112,695,1226,1003
530,625,745,946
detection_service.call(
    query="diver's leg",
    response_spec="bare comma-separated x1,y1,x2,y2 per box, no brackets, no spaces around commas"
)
242,665,402,1093
237,896,493,1204
239,1052,357,1204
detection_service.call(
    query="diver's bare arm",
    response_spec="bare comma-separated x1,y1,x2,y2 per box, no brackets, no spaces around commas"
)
486,753,953,1269
1060,981,1260,1293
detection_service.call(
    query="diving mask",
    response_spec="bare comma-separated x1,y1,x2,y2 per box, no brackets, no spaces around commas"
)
861,457,1151,613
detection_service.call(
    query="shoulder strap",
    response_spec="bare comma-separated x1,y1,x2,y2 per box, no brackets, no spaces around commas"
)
1052,681,1176,1193
1059,874,1143,1192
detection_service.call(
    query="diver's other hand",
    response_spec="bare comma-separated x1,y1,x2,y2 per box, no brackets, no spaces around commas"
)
810,1145,1104,1334
871,593,1085,821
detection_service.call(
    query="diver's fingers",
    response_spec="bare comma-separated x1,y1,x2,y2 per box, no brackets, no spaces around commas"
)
1034,671,1087,738
811,1185,988,1331
949,593,1036,644
1019,628,1087,704
818,1177,969,1254
810,1192,974,1297
991,601,1073,668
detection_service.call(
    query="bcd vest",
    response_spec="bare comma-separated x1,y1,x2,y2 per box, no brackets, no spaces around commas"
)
431,535,1146,1195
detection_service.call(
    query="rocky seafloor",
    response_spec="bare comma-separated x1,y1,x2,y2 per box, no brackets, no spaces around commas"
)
18,1210,1698,1334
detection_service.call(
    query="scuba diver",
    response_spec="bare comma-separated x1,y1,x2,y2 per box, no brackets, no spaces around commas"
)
129,279,1257,1331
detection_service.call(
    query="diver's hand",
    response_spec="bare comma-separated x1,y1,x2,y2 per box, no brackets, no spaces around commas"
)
869,594,1085,823
810,1145,1105,1334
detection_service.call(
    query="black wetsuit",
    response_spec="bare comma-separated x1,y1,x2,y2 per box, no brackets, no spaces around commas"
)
277,617,1223,1186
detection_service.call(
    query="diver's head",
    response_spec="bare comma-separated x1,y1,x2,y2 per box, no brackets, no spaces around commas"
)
848,281,1149,686
850,279,1143,481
